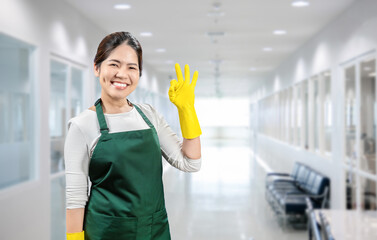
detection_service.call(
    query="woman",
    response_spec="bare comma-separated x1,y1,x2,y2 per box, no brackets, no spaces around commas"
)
65,32,202,240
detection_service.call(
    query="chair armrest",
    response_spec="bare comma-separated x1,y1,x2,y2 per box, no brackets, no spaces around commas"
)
266,178,296,187
266,173,291,182
284,187,329,201
266,173,290,177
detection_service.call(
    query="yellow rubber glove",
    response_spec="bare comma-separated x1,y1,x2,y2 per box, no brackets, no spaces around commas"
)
169,63,201,139
66,231,85,240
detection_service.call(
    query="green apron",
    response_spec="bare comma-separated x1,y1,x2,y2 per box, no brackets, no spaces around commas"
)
83,99,171,240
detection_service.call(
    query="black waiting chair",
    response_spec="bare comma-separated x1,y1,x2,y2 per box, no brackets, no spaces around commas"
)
266,162,330,221
306,197,322,240
319,211,335,240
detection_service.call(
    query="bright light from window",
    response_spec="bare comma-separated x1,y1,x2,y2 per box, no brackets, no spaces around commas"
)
196,98,250,127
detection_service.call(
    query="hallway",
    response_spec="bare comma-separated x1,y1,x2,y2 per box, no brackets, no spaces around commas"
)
164,139,307,240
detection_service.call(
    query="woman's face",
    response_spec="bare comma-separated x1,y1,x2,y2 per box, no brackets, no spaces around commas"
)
95,43,140,101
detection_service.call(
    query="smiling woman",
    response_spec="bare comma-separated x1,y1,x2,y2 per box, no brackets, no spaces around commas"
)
65,31,202,240
93,32,143,112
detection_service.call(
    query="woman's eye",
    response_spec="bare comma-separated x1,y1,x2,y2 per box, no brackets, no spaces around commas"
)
110,64,118,67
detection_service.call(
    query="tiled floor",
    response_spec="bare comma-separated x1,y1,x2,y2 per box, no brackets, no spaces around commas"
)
163,139,307,240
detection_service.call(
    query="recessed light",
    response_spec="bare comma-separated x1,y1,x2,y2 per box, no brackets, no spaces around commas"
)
291,0,310,7
273,30,287,35
263,47,273,52
207,11,225,17
155,48,166,53
114,4,131,10
140,32,153,37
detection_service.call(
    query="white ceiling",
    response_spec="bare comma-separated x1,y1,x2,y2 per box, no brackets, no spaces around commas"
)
64,0,355,98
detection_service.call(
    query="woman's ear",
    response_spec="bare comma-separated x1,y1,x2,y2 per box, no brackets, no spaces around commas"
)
94,64,100,77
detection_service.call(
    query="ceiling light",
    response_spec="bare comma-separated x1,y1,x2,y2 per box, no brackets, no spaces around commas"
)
250,67,256,71
207,11,225,17
263,47,273,52
140,32,153,37
369,72,376,77
114,4,131,10
291,0,310,7
206,32,225,37
155,48,166,53
273,30,287,35
364,66,372,71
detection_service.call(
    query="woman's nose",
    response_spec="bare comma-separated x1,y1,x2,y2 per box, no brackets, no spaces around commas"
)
115,66,128,78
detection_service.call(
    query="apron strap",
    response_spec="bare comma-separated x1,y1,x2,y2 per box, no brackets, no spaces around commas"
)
133,104,156,130
94,98,109,133
94,98,156,132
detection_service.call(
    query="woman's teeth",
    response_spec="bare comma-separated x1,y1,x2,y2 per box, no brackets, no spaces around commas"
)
113,82,127,87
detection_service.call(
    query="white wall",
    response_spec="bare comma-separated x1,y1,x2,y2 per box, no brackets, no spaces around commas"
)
251,0,377,209
0,0,171,239
0,1,105,239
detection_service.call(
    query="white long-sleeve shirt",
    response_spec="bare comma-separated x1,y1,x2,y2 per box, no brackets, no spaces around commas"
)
64,103,201,209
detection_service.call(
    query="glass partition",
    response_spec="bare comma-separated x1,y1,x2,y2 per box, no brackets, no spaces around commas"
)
345,170,357,209
95,77,101,99
51,176,66,240
71,67,84,117
324,71,332,154
50,59,85,174
313,76,320,152
296,84,302,147
303,81,309,149
342,53,377,211
0,33,36,189
50,60,67,174
345,65,356,165
290,87,295,144
360,176,377,210
359,58,376,175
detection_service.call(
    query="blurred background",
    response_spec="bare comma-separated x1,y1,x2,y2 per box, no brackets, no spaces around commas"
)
1,0,377,239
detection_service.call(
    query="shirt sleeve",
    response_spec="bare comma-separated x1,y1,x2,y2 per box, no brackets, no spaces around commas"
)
147,105,201,172
64,121,89,209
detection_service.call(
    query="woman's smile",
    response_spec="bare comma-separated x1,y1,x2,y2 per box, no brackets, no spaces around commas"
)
111,80,129,90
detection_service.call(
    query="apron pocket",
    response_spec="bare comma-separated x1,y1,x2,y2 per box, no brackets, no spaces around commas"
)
84,211,137,240
151,208,171,240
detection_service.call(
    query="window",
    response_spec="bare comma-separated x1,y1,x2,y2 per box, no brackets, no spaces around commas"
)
313,76,320,152
342,53,377,211
50,58,85,174
0,33,36,189
359,58,376,175
323,71,332,154
344,65,356,165
51,176,66,240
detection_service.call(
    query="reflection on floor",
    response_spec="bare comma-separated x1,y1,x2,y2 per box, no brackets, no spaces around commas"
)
163,139,307,240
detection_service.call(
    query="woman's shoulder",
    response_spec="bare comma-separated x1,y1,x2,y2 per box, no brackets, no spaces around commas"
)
68,109,97,128
134,102,155,112
133,103,161,124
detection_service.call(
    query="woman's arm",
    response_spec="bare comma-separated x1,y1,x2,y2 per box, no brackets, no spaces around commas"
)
182,137,201,160
64,121,90,235
66,208,85,233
